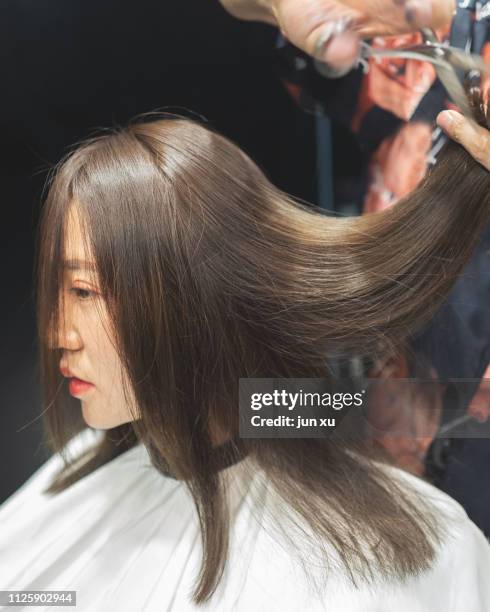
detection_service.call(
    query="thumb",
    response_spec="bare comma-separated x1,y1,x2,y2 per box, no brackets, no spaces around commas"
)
316,28,361,72
437,110,490,171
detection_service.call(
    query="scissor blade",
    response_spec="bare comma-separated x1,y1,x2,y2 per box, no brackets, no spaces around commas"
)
380,44,490,75
432,62,473,116
363,44,484,116
444,47,490,74
419,26,490,73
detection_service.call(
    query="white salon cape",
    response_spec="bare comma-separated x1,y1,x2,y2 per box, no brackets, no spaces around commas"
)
1,428,490,612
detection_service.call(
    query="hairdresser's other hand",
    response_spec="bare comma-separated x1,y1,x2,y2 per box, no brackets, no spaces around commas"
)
219,0,455,73
437,110,490,171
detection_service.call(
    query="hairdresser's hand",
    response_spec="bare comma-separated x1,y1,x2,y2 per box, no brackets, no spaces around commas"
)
219,0,455,73
437,110,490,171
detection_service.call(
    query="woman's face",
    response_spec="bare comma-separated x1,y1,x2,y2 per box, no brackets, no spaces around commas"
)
56,203,139,429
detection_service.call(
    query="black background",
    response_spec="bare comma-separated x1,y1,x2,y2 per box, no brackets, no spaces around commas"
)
0,0,316,503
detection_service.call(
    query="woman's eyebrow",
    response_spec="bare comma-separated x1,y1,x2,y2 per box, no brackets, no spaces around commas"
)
63,259,97,271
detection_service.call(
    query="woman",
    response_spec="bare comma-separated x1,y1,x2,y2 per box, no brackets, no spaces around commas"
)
0,89,489,610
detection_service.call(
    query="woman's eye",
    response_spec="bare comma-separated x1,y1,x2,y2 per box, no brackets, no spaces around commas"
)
70,287,95,301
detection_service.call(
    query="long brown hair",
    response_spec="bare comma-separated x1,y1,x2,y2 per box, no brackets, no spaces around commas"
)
35,87,490,603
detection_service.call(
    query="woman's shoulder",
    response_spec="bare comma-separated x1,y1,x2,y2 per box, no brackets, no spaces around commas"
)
1,429,99,499
0,428,148,512
374,463,490,610
223,458,490,611
380,460,473,522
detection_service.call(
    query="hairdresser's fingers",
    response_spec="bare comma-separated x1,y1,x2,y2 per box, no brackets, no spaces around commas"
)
220,1,455,73
273,0,455,74
272,0,362,72
341,0,455,38
437,110,490,171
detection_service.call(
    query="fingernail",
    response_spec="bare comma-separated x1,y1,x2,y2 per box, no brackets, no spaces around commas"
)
315,22,336,57
437,110,457,131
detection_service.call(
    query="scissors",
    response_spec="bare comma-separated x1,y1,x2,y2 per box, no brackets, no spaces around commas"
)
315,27,490,117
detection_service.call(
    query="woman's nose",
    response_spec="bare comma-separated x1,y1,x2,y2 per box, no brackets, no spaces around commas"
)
46,309,83,351
57,326,83,351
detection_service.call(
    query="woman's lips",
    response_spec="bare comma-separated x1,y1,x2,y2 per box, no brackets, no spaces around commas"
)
69,377,95,397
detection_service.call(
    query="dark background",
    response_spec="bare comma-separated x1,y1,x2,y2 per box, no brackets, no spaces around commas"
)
0,0,316,503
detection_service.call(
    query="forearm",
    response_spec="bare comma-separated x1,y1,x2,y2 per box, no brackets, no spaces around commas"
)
218,0,278,26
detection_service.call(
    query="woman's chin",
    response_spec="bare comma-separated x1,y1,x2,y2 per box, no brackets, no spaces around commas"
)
81,404,113,430
81,403,136,430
